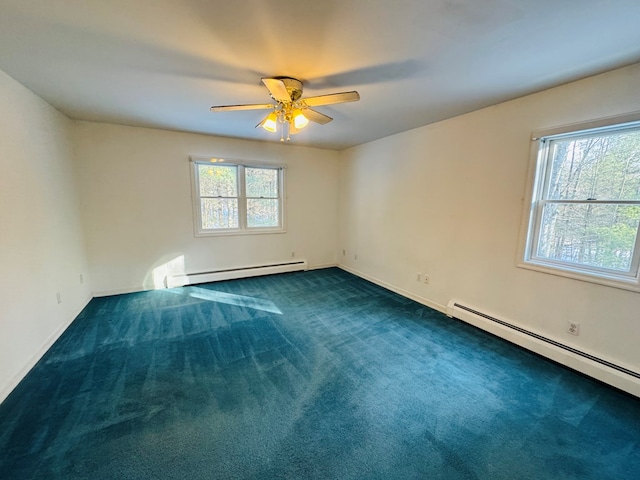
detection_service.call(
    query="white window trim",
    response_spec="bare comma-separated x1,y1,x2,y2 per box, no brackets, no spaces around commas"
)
516,112,640,292
190,155,286,237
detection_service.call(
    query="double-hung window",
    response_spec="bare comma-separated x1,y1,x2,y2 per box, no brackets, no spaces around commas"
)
520,115,640,290
191,157,285,236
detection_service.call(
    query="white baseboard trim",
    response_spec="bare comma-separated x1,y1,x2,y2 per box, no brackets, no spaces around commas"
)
93,285,145,297
94,261,335,297
0,294,93,404
168,260,308,288
338,264,447,314
308,262,338,271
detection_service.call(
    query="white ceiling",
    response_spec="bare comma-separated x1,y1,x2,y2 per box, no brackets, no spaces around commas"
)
1,0,640,150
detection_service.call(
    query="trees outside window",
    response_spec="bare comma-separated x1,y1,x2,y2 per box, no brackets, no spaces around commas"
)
191,158,284,236
522,119,640,289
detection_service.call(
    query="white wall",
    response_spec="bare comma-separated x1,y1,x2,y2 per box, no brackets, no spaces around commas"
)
0,69,92,402
338,63,640,377
73,122,340,295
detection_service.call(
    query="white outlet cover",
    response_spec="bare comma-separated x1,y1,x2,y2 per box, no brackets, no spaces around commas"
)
567,322,580,335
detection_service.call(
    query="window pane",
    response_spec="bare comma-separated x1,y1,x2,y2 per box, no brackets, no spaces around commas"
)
537,203,640,272
247,199,279,228
198,165,238,197
201,198,238,229
547,129,640,201
245,167,278,198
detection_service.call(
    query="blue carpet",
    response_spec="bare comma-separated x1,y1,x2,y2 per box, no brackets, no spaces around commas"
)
1,268,639,479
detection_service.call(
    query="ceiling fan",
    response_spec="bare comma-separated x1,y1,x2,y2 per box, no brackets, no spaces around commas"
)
210,77,360,141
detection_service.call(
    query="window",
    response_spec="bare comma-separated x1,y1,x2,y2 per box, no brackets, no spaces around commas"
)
191,157,285,236
520,115,640,290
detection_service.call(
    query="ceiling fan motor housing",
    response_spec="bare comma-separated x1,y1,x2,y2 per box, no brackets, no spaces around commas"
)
273,76,304,102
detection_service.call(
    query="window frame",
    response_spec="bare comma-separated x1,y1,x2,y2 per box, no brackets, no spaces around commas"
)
190,156,286,237
517,112,640,292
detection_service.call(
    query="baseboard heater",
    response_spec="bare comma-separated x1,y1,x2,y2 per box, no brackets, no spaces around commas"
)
166,260,308,288
446,300,640,397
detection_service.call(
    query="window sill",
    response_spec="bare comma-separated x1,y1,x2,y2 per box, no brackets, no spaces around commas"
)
195,227,286,238
517,260,640,293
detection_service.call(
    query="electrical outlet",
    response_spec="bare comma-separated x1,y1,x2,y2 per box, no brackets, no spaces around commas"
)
567,322,580,336
342,249,346,256
80,273,84,284
416,273,421,282
354,254,358,261
291,251,295,258
56,292,62,304
423,275,430,285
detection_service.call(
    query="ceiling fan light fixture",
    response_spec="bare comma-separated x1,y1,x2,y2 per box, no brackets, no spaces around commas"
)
261,112,278,132
213,76,360,141
293,109,309,129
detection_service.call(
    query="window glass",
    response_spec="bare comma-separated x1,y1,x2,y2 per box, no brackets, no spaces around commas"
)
191,159,284,235
198,164,237,197
201,198,239,229
546,130,640,201
247,198,279,228
522,118,640,289
536,203,640,272
245,167,279,198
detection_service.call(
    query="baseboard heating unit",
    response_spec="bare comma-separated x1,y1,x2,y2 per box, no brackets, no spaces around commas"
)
167,260,308,288
446,300,640,398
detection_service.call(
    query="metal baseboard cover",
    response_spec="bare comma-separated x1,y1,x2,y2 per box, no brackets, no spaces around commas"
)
167,260,308,288
449,302,640,381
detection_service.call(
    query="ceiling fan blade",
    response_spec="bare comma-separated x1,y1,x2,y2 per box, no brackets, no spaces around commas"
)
210,103,274,112
255,114,269,129
261,77,292,103
302,91,360,107
303,108,333,125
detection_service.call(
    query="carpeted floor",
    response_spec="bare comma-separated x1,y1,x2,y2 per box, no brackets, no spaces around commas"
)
1,268,639,479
